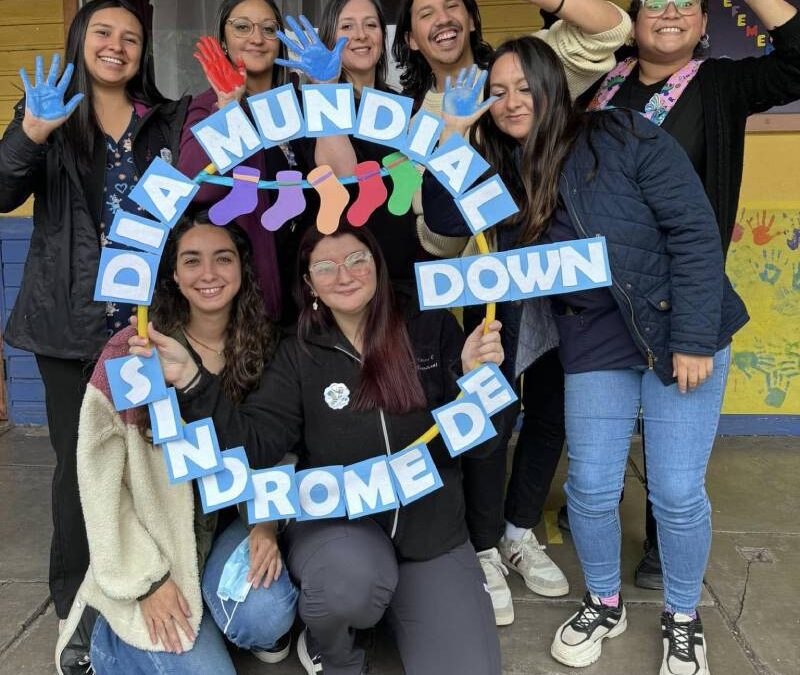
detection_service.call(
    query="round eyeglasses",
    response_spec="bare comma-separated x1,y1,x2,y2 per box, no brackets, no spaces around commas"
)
226,17,280,40
641,0,701,15
308,251,374,283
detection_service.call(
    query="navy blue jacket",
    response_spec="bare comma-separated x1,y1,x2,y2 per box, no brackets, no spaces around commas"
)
422,110,749,385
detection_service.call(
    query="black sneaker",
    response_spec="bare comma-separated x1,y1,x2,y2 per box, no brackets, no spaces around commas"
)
550,591,627,668
557,504,570,532
297,628,324,674
635,540,664,590
252,631,291,663
55,600,98,675
660,611,709,674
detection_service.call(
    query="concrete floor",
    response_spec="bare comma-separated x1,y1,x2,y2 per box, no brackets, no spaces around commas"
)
0,424,796,675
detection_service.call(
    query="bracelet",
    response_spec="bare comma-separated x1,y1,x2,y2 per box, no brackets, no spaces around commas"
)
178,368,202,394
553,0,566,14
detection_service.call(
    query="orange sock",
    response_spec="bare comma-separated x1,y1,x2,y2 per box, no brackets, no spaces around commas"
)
308,166,350,235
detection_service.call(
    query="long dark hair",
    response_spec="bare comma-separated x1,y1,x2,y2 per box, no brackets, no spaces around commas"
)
318,0,389,91
391,0,494,100
475,37,581,245
62,0,167,171
296,224,427,414
150,212,279,403
215,0,288,87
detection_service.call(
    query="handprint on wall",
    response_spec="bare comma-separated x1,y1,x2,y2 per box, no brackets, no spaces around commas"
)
752,249,785,285
749,209,784,246
733,340,800,408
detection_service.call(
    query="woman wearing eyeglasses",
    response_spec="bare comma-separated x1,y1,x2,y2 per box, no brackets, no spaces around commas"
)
577,0,800,596
140,222,507,674
178,0,295,323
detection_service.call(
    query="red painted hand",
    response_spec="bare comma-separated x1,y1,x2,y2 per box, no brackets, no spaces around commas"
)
194,36,245,101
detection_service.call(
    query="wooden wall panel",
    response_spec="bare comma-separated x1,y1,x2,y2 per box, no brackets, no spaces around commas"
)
478,0,629,45
0,0,67,215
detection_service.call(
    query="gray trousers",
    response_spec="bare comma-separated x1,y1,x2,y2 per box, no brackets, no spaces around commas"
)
285,518,501,675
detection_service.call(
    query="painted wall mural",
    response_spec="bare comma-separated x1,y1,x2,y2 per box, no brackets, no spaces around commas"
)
724,204,800,414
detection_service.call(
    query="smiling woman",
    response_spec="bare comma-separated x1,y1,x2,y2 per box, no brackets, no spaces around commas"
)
0,1,190,666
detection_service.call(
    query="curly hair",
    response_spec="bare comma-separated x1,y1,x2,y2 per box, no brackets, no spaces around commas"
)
150,211,278,403
391,0,494,101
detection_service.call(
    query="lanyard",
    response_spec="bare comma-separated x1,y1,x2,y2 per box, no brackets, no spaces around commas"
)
587,57,702,126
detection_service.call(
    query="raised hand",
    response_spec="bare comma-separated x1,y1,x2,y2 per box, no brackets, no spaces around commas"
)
275,15,347,82
443,65,497,119
194,36,246,108
20,54,83,144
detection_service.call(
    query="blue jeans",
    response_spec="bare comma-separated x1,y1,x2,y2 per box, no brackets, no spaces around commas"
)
91,612,236,675
563,346,730,615
201,518,298,651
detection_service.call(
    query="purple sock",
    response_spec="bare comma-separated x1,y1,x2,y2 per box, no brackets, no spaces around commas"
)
261,170,306,232
209,166,260,226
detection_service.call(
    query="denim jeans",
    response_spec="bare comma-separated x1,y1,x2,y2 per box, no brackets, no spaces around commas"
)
563,346,731,614
201,518,298,651
90,519,298,674
91,612,236,675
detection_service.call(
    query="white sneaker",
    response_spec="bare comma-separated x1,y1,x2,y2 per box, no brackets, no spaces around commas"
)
660,611,710,675
252,631,291,664
500,529,569,597
477,547,514,626
551,592,627,668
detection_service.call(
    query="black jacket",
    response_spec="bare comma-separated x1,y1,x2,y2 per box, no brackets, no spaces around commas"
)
0,97,189,360
177,301,503,562
423,111,749,385
578,12,800,256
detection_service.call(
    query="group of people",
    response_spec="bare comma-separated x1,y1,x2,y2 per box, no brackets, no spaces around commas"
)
1,0,799,673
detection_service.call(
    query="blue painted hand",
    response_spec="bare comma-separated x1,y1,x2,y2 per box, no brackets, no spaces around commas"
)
442,65,498,119
275,15,347,83
20,54,83,121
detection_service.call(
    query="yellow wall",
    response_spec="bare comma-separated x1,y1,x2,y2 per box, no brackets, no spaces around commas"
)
0,0,67,217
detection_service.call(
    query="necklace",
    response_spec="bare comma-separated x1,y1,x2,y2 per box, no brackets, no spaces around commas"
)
184,328,225,357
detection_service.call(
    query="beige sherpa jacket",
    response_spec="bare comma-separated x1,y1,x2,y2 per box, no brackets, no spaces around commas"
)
68,328,202,652
415,2,633,258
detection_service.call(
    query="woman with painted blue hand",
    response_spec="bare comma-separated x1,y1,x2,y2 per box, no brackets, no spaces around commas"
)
0,0,188,652
152,222,505,674
422,41,749,674
57,214,298,674
576,0,800,593
287,0,425,287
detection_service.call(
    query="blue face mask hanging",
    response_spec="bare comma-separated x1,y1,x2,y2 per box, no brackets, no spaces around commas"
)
217,537,253,631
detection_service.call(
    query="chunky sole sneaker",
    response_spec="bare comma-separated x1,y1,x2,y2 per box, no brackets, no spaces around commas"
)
500,530,569,597
660,611,710,675
477,547,514,626
298,628,324,674
252,631,291,664
551,592,627,668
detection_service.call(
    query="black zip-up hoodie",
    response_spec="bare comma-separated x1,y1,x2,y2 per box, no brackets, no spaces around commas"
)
177,299,504,561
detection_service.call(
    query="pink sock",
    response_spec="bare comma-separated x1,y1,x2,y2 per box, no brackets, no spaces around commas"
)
600,594,619,608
